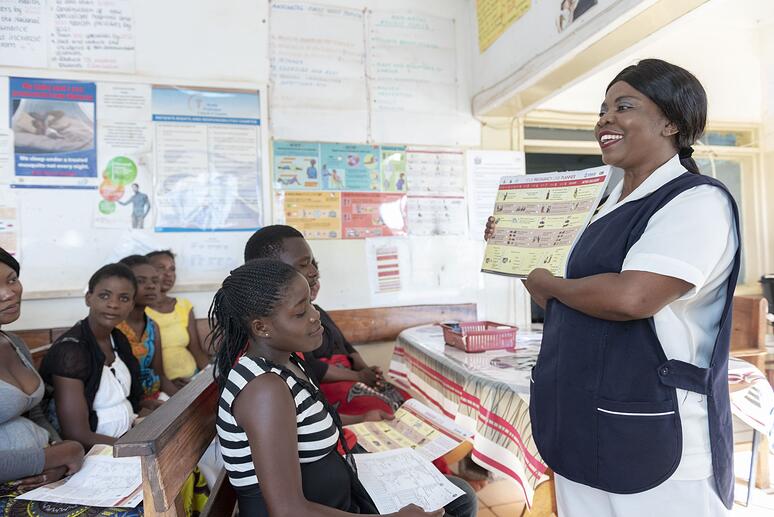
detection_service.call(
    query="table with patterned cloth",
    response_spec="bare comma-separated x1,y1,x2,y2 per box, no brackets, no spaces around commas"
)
389,325,774,506
0,483,141,517
388,324,547,506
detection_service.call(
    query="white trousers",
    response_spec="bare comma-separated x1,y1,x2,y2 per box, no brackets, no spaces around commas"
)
555,473,730,517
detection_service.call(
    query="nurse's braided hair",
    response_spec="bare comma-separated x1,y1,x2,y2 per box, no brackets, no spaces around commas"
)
209,259,299,389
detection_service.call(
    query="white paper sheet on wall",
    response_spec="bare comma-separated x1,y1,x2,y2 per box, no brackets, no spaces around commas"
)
0,185,19,258
269,1,368,142
365,237,410,305
48,0,136,72
466,150,525,240
0,0,47,68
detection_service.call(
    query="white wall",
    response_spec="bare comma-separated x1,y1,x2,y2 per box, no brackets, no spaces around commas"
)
538,0,765,123
6,1,533,332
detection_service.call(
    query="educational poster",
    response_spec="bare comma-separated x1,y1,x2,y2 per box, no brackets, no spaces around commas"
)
346,399,470,461
380,145,407,192
180,237,241,276
367,11,457,114
365,237,404,295
406,147,465,195
276,191,341,239
341,192,407,239
466,150,525,240
476,0,532,52
9,77,97,188
269,1,368,141
0,0,47,68
48,0,135,72
94,83,153,229
407,195,467,237
152,86,262,232
273,140,321,190
482,167,609,278
0,186,19,257
321,143,380,191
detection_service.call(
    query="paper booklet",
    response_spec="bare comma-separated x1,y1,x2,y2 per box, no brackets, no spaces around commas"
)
346,398,473,461
17,444,143,508
355,448,465,514
482,166,610,278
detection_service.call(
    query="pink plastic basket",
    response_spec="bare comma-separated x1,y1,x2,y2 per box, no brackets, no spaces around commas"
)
440,321,518,353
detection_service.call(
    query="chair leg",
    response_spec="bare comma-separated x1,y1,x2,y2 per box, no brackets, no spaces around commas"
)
745,429,760,507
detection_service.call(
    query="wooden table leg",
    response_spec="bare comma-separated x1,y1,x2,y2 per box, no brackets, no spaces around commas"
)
521,469,557,517
756,435,770,490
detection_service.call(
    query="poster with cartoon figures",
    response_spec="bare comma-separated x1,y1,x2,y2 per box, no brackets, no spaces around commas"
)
380,145,407,192
321,143,380,191
273,140,321,190
341,192,407,239
276,191,342,239
482,167,609,278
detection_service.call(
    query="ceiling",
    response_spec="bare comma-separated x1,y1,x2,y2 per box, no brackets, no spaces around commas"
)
536,0,774,123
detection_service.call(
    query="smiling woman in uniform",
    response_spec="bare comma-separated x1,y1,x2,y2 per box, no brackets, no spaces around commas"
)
486,59,740,515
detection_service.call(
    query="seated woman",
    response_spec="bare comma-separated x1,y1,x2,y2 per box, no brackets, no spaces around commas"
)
0,247,84,488
40,263,151,447
117,255,178,400
212,258,473,517
146,250,209,386
244,225,408,415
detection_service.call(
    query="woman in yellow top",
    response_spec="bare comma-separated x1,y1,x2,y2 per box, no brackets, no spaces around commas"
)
146,250,209,385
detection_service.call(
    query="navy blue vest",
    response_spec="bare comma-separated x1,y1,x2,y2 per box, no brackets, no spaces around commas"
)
529,173,740,509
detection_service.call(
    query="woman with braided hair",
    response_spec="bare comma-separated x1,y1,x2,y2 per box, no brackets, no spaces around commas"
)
243,225,410,417
212,259,455,516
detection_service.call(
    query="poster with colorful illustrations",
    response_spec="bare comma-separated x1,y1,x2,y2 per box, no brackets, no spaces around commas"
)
341,192,407,239
321,143,380,191
482,167,609,278
276,191,341,239
273,140,321,190
381,145,407,192
9,77,97,188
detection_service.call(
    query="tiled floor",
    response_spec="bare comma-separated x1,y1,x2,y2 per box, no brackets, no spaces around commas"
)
471,450,774,517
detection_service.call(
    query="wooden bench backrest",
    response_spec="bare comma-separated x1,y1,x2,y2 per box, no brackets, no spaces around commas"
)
730,295,767,352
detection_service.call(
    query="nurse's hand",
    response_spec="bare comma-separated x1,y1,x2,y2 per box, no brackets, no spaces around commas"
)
484,216,496,241
525,268,555,309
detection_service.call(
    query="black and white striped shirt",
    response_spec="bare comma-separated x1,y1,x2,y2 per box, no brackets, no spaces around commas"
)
216,354,340,489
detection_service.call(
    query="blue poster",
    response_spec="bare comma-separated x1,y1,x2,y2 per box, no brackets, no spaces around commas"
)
9,77,97,188
273,141,321,190
321,143,380,191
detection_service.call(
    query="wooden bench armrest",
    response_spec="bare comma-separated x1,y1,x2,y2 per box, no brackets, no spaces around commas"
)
114,366,218,515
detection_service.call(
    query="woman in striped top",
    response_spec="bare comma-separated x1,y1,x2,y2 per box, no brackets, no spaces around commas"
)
212,259,442,516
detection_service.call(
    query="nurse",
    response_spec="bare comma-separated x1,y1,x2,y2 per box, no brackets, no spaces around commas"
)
486,59,739,515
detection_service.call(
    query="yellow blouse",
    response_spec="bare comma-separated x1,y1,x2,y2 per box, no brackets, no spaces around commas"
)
146,298,197,380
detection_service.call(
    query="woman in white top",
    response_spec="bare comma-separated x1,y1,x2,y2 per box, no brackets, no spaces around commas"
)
486,59,739,515
41,264,155,446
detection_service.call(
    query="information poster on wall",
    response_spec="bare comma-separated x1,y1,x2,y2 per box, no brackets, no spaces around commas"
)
406,147,466,236
0,0,47,68
276,191,341,239
466,150,525,240
380,145,407,192
273,140,321,190
321,143,380,191
152,86,262,232
341,192,407,239
482,167,609,278
9,77,97,188
94,83,153,229
48,0,135,72
407,195,467,237
476,0,531,53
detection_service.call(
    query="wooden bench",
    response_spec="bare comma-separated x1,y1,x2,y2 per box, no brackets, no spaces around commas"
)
109,303,477,516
